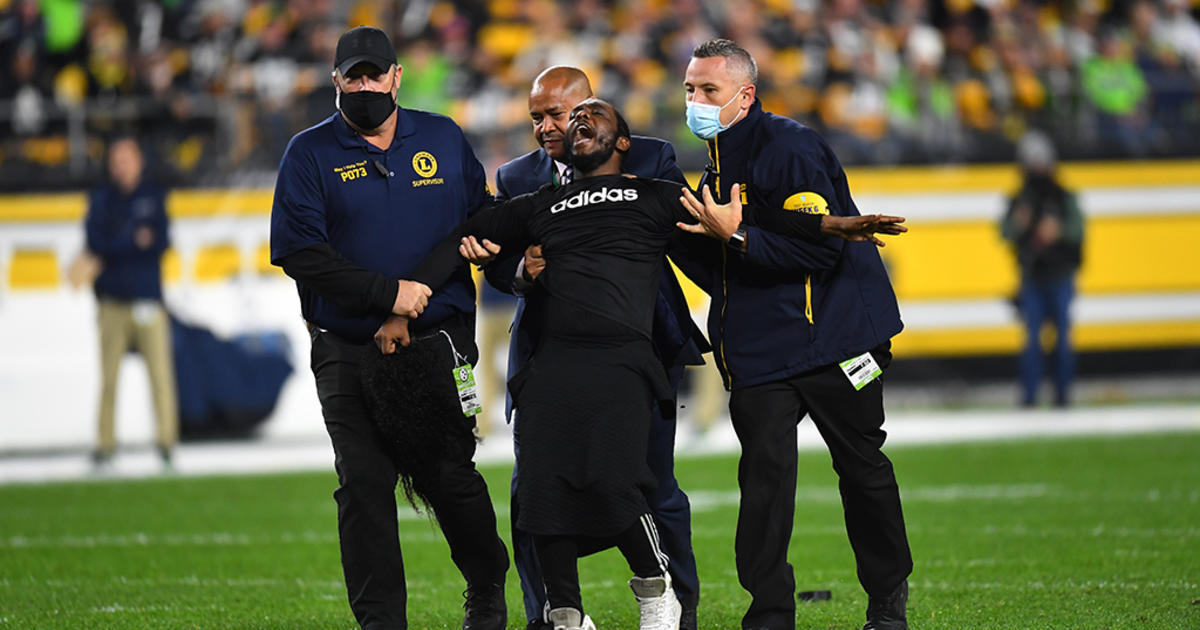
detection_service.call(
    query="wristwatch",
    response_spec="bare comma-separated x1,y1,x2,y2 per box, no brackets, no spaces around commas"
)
727,224,748,253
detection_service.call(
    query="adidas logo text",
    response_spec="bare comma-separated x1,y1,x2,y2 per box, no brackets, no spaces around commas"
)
550,187,639,213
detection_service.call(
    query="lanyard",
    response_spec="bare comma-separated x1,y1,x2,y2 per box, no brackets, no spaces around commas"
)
438,329,468,368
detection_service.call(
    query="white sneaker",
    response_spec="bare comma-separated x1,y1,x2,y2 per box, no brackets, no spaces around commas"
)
629,575,682,630
547,606,597,630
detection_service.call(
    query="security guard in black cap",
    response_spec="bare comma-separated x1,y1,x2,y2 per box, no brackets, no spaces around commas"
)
270,25,508,630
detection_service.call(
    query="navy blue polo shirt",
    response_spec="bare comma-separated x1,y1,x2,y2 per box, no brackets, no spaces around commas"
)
85,179,170,301
270,108,490,342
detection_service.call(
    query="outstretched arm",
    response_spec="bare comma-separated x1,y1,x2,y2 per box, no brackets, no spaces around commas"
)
674,183,838,271
821,214,907,247
458,236,502,265
409,195,535,295
677,184,906,246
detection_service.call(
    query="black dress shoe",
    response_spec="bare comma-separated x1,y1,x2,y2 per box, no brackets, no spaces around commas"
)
863,580,908,630
462,582,506,630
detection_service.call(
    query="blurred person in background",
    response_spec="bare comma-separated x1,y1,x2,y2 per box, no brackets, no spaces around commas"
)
269,25,508,630
1082,28,1150,156
3,38,50,136
84,135,178,469
481,65,706,630
1002,130,1084,408
1130,0,1199,146
678,38,911,630
1157,0,1200,70
240,14,302,166
886,24,964,163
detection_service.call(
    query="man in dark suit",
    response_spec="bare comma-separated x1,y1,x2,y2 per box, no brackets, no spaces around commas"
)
483,66,707,630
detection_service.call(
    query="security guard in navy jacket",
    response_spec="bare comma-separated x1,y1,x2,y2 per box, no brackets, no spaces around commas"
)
85,136,178,467
679,39,912,630
479,66,707,630
269,26,507,630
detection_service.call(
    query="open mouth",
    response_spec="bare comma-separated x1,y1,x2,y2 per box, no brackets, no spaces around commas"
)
570,122,595,148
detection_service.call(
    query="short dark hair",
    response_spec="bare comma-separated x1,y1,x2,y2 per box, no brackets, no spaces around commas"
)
692,38,758,85
106,127,140,146
612,106,631,166
614,107,631,144
104,132,143,160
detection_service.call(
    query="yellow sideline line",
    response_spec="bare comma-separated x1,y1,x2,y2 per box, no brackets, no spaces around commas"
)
0,190,275,222
0,194,87,222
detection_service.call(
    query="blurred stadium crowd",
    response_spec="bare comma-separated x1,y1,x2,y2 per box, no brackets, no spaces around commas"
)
2,0,1199,192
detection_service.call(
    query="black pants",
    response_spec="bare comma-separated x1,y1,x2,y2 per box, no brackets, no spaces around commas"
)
311,329,509,630
534,513,670,615
511,363,699,622
729,344,912,630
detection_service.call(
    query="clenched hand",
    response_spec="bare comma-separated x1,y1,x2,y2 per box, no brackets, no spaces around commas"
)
374,314,411,354
522,245,546,281
393,280,431,319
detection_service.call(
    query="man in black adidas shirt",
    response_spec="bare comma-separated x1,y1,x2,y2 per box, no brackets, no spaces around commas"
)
375,98,902,630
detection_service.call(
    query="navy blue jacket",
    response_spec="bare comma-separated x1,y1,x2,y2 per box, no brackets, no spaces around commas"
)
85,179,169,301
270,109,490,342
678,100,902,390
486,136,709,420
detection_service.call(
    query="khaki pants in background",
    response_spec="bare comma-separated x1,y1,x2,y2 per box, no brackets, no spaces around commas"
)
96,299,179,454
475,303,517,437
688,361,727,433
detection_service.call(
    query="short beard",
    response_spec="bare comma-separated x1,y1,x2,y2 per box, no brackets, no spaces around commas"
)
567,136,616,174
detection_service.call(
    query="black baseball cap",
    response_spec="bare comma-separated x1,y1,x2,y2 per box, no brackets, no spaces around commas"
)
334,26,396,75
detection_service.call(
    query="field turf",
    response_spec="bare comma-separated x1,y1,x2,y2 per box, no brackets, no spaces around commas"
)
1,431,1198,629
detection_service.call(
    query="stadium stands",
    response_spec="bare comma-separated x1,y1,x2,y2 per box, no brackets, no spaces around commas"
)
2,0,1199,190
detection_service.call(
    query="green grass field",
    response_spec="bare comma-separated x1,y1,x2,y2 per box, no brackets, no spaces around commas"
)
2,431,1198,629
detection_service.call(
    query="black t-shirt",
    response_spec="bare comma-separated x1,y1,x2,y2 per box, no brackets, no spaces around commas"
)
412,173,820,340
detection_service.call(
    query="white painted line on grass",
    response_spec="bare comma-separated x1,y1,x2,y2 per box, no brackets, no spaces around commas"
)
1,404,1196,484
0,529,451,550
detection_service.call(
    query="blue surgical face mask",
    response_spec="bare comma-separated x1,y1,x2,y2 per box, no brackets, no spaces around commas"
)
686,87,746,140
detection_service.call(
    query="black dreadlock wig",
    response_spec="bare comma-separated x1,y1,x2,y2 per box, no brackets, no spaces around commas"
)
359,334,479,512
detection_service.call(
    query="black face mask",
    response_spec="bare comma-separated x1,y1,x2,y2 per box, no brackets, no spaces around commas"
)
339,89,395,130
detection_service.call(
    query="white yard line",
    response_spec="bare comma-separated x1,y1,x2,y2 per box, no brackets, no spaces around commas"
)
0,404,1196,484
680,403,1200,457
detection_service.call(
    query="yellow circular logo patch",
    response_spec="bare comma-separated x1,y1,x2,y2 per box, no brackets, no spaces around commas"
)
783,191,830,215
412,151,438,178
